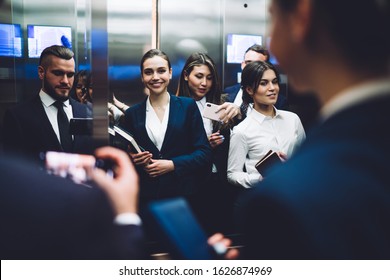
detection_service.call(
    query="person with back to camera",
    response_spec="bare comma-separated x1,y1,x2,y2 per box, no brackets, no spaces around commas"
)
3,45,93,161
227,60,305,190
176,52,240,234
121,49,212,234
0,146,145,259
224,44,288,119
219,0,390,260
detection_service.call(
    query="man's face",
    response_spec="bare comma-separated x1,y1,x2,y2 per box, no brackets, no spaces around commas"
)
38,55,75,101
241,50,268,70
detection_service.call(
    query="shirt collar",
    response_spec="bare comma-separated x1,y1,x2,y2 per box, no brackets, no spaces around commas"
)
249,106,280,123
146,92,171,112
39,89,70,108
320,78,390,121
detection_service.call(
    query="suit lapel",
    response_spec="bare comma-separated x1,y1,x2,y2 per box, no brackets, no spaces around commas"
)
135,99,161,153
160,95,180,152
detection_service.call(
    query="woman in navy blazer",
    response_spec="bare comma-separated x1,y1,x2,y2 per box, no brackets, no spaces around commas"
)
122,49,212,211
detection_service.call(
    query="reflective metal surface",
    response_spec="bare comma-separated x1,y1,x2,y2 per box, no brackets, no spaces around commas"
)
0,0,275,152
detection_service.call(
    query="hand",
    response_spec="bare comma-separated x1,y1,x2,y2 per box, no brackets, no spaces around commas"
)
79,93,88,104
208,233,240,259
144,159,174,177
113,93,130,112
108,102,124,124
276,151,288,162
217,102,241,123
208,130,225,148
90,146,139,215
129,150,153,167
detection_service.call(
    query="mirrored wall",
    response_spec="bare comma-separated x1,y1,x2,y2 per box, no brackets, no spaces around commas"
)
1,0,292,150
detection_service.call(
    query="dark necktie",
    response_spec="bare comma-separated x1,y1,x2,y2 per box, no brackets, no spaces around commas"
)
53,100,73,152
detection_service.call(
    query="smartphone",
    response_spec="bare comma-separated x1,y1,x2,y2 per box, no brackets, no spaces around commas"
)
43,151,114,184
69,118,93,135
148,197,227,259
202,102,224,121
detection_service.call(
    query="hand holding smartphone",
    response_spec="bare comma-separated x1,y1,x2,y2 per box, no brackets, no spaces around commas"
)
44,151,114,184
202,102,225,121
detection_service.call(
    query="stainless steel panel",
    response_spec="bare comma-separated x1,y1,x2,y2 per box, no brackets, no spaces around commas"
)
223,0,269,88
108,0,153,107
159,0,223,94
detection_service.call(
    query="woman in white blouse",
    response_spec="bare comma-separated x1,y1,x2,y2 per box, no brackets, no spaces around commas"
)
121,49,212,214
227,61,306,189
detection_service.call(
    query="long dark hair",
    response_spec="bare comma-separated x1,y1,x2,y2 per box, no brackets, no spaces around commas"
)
241,61,280,113
176,52,224,105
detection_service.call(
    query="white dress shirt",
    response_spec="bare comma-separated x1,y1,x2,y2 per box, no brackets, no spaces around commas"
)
145,93,170,150
227,107,306,188
196,96,213,137
39,90,73,144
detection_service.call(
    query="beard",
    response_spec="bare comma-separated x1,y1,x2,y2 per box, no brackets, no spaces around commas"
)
43,77,70,102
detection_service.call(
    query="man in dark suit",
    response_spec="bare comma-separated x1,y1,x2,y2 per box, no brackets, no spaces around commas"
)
0,146,145,259
3,45,93,161
232,0,390,259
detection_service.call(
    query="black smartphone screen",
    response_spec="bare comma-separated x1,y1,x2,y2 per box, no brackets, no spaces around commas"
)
69,118,93,135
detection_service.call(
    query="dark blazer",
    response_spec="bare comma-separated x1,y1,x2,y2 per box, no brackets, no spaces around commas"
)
3,94,93,161
0,155,145,260
123,95,212,201
237,94,390,259
224,84,242,103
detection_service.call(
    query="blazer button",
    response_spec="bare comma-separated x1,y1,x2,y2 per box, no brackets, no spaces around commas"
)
158,153,163,158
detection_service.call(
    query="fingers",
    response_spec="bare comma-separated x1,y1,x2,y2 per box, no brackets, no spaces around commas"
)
217,102,240,123
130,151,152,166
208,132,225,147
92,146,139,215
276,151,288,162
95,146,133,175
208,233,239,260
143,159,174,177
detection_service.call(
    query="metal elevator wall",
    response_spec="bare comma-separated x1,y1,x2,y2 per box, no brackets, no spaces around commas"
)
0,0,270,150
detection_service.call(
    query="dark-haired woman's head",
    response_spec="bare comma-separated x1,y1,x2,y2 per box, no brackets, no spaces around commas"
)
241,61,280,110
72,70,92,103
176,52,222,104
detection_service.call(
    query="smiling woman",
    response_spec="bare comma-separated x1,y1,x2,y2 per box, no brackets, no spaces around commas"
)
227,60,306,189
120,49,212,241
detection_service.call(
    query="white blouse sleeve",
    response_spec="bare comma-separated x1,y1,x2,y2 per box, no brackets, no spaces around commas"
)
227,129,262,188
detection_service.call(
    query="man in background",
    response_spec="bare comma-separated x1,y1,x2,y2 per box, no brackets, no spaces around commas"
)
3,45,93,161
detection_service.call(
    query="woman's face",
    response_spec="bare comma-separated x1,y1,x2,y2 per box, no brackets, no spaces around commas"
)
185,65,213,101
141,56,172,96
247,69,279,107
75,76,87,103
